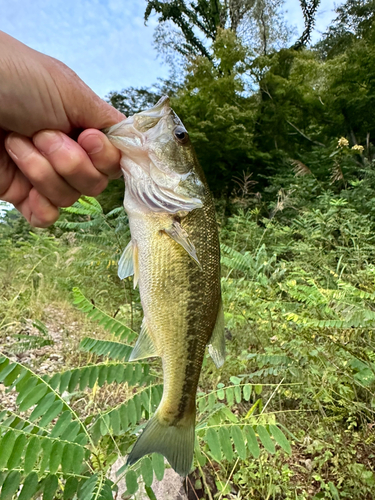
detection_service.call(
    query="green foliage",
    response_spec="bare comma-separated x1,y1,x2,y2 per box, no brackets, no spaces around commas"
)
4,5,375,491
0,267,289,500
217,171,375,497
0,353,90,499
171,29,257,195
144,0,255,60
317,0,375,58
0,199,295,500
72,287,136,344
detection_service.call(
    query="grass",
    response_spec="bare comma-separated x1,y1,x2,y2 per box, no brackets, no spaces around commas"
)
1,176,375,498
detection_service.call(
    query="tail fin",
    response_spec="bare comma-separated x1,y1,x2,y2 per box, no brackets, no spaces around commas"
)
126,413,195,476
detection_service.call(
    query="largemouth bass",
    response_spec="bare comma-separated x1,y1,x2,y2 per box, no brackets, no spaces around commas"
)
105,96,225,476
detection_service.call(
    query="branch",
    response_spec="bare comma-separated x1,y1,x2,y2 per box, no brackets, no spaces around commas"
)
286,120,325,147
292,0,321,50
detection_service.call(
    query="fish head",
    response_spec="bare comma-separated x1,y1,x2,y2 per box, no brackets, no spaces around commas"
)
104,96,205,214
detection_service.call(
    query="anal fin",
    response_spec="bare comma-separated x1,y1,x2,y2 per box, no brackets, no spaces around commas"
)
129,319,158,361
208,298,225,368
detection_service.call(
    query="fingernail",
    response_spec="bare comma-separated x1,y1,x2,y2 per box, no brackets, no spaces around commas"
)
33,131,63,155
6,135,34,160
80,134,104,155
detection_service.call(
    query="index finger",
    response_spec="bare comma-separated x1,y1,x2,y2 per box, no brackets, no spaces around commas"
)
78,129,122,179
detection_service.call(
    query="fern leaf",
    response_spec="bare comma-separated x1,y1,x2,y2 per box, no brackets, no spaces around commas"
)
106,207,125,218
151,453,164,481
219,427,233,462
125,470,138,495
221,244,255,274
72,288,136,343
0,354,89,479
269,425,291,455
90,384,162,439
141,457,153,488
62,196,103,217
244,426,260,458
18,472,39,500
48,361,152,392
257,425,275,454
0,471,21,500
206,428,221,461
231,426,247,460
79,338,132,362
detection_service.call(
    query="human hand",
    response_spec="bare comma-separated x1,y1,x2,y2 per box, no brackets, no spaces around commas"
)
0,31,125,227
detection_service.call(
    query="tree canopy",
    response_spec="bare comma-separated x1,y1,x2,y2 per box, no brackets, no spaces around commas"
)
105,0,375,202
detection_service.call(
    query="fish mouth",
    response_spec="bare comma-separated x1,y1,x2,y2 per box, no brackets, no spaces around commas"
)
104,95,178,174
104,96,204,214
104,96,173,138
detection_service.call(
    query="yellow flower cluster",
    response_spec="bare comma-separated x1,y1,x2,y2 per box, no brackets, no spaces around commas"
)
337,137,349,148
352,144,364,153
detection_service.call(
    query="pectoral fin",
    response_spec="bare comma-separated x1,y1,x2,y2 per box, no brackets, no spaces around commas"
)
118,240,139,289
118,241,134,280
208,299,225,368
129,319,159,361
133,243,139,289
164,221,201,268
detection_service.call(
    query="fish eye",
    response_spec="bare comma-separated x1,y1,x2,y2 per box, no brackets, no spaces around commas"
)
174,126,189,144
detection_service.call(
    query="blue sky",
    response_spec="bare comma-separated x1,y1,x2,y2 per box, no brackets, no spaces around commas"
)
1,0,339,99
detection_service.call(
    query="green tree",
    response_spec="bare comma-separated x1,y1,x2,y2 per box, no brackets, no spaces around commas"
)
171,29,257,196
317,0,375,58
144,0,256,60
292,0,321,49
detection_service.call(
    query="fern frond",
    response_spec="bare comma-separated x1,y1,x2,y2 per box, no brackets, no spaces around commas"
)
45,361,152,395
106,207,125,218
62,197,103,217
72,288,136,343
221,243,276,277
221,244,255,274
9,334,53,354
200,422,291,464
79,338,132,361
56,219,104,231
0,355,90,485
90,384,163,441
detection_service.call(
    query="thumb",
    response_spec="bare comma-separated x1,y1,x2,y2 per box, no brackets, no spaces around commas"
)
52,60,125,130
